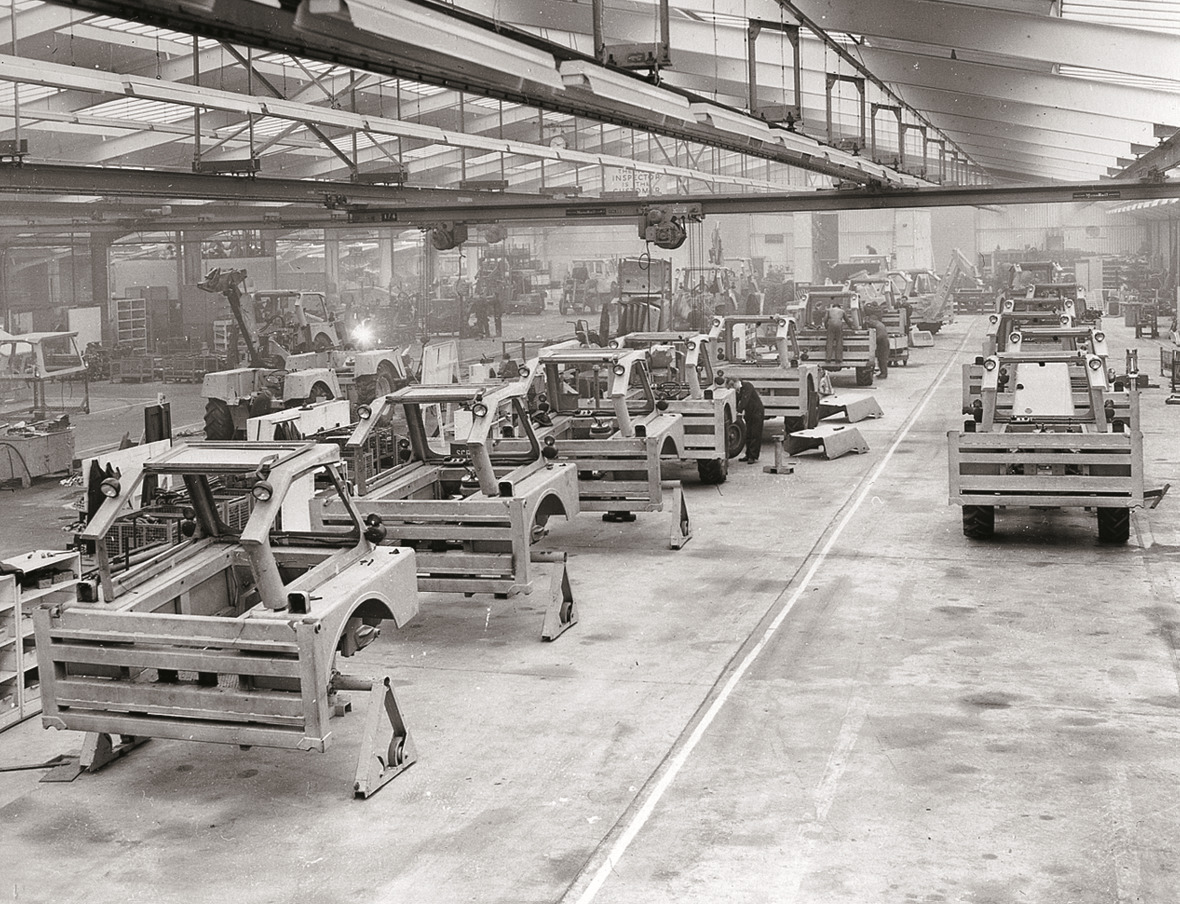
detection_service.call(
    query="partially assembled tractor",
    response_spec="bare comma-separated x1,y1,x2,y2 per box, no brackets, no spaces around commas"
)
197,268,413,440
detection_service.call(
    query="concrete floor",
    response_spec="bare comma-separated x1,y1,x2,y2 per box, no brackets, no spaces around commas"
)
2,313,1179,904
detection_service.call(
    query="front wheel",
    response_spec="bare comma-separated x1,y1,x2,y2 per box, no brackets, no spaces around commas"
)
962,504,995,539
1097,507,1130,543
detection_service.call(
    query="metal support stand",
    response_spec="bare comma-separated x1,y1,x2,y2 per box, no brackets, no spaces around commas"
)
663,480,691,549
341,675,416,799
81,732,149,773
763,435,795,474
532,550,578,641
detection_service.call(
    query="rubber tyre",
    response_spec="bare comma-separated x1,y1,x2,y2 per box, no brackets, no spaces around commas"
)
375,361,401,398
962,505,995,539
203,398,236,441
803,379,820,429
724,411,745,459
697,457,728,485
1097,507,1130,544
855,365,875,386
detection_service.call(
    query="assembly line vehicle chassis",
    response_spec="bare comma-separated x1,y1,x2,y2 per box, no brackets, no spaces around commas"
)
611,331,741,484
964,325,1114,418
707,314,826,432
315,382,581,640
530,346,692,548
949,348,1143,543
789,289,877,386
36,442,421,798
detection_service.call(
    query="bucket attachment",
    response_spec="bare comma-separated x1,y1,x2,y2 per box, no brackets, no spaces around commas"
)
818,393,884,423
786,424,870,460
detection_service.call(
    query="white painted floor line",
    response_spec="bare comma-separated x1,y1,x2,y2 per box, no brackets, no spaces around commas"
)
566,326,978,904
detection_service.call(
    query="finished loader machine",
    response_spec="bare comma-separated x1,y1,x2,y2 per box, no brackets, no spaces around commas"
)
949,347,1143,543
36,441,421,797
315,382,582,640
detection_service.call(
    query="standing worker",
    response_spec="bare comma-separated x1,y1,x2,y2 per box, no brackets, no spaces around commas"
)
729,376,765,463
861,298,890,380
490,289,504,338
824,299,846,367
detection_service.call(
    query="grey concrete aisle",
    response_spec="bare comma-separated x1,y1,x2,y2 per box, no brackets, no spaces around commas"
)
1,313,1176,904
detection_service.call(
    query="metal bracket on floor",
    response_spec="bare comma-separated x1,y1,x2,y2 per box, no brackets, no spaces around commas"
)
76,732,149,775
762,435,795,474
531,550,578,641
662,480,692,549
337,674,416,799
818,393,884,423
786,424,870,460
1145,483,1171,509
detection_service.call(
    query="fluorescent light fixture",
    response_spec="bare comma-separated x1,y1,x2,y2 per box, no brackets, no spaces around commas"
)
305,0,565,93
559,61,693,126
690,103,773,146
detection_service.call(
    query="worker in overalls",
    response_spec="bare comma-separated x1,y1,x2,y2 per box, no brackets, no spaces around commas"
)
729,377,765,463
861,298,891,380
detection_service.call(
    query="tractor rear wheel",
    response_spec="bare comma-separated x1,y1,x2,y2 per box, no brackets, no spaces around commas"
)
203,398,236,441
1097,507,1130,543
697,457,728,485
375,361,401,397
962,504,995,539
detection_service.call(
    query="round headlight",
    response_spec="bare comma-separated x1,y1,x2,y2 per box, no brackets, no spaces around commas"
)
1094,331,1105,342
99,477,121,498
983,358,998,371
543,435,555,446
357,404,372,420
989,315,999,324
251,480,274,502
686,340,697,352
607,339,619,349
1088,357,1102,371
471,402,489,418
613,364,626,377
1009,332,1021,344
712,317,723,328
1060,315,1070,325
518,366,529,377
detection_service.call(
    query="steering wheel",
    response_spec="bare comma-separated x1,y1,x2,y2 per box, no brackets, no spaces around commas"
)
656,381,683,399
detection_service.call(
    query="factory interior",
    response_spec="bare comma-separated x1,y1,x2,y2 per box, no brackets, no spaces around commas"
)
1,1,1180,902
